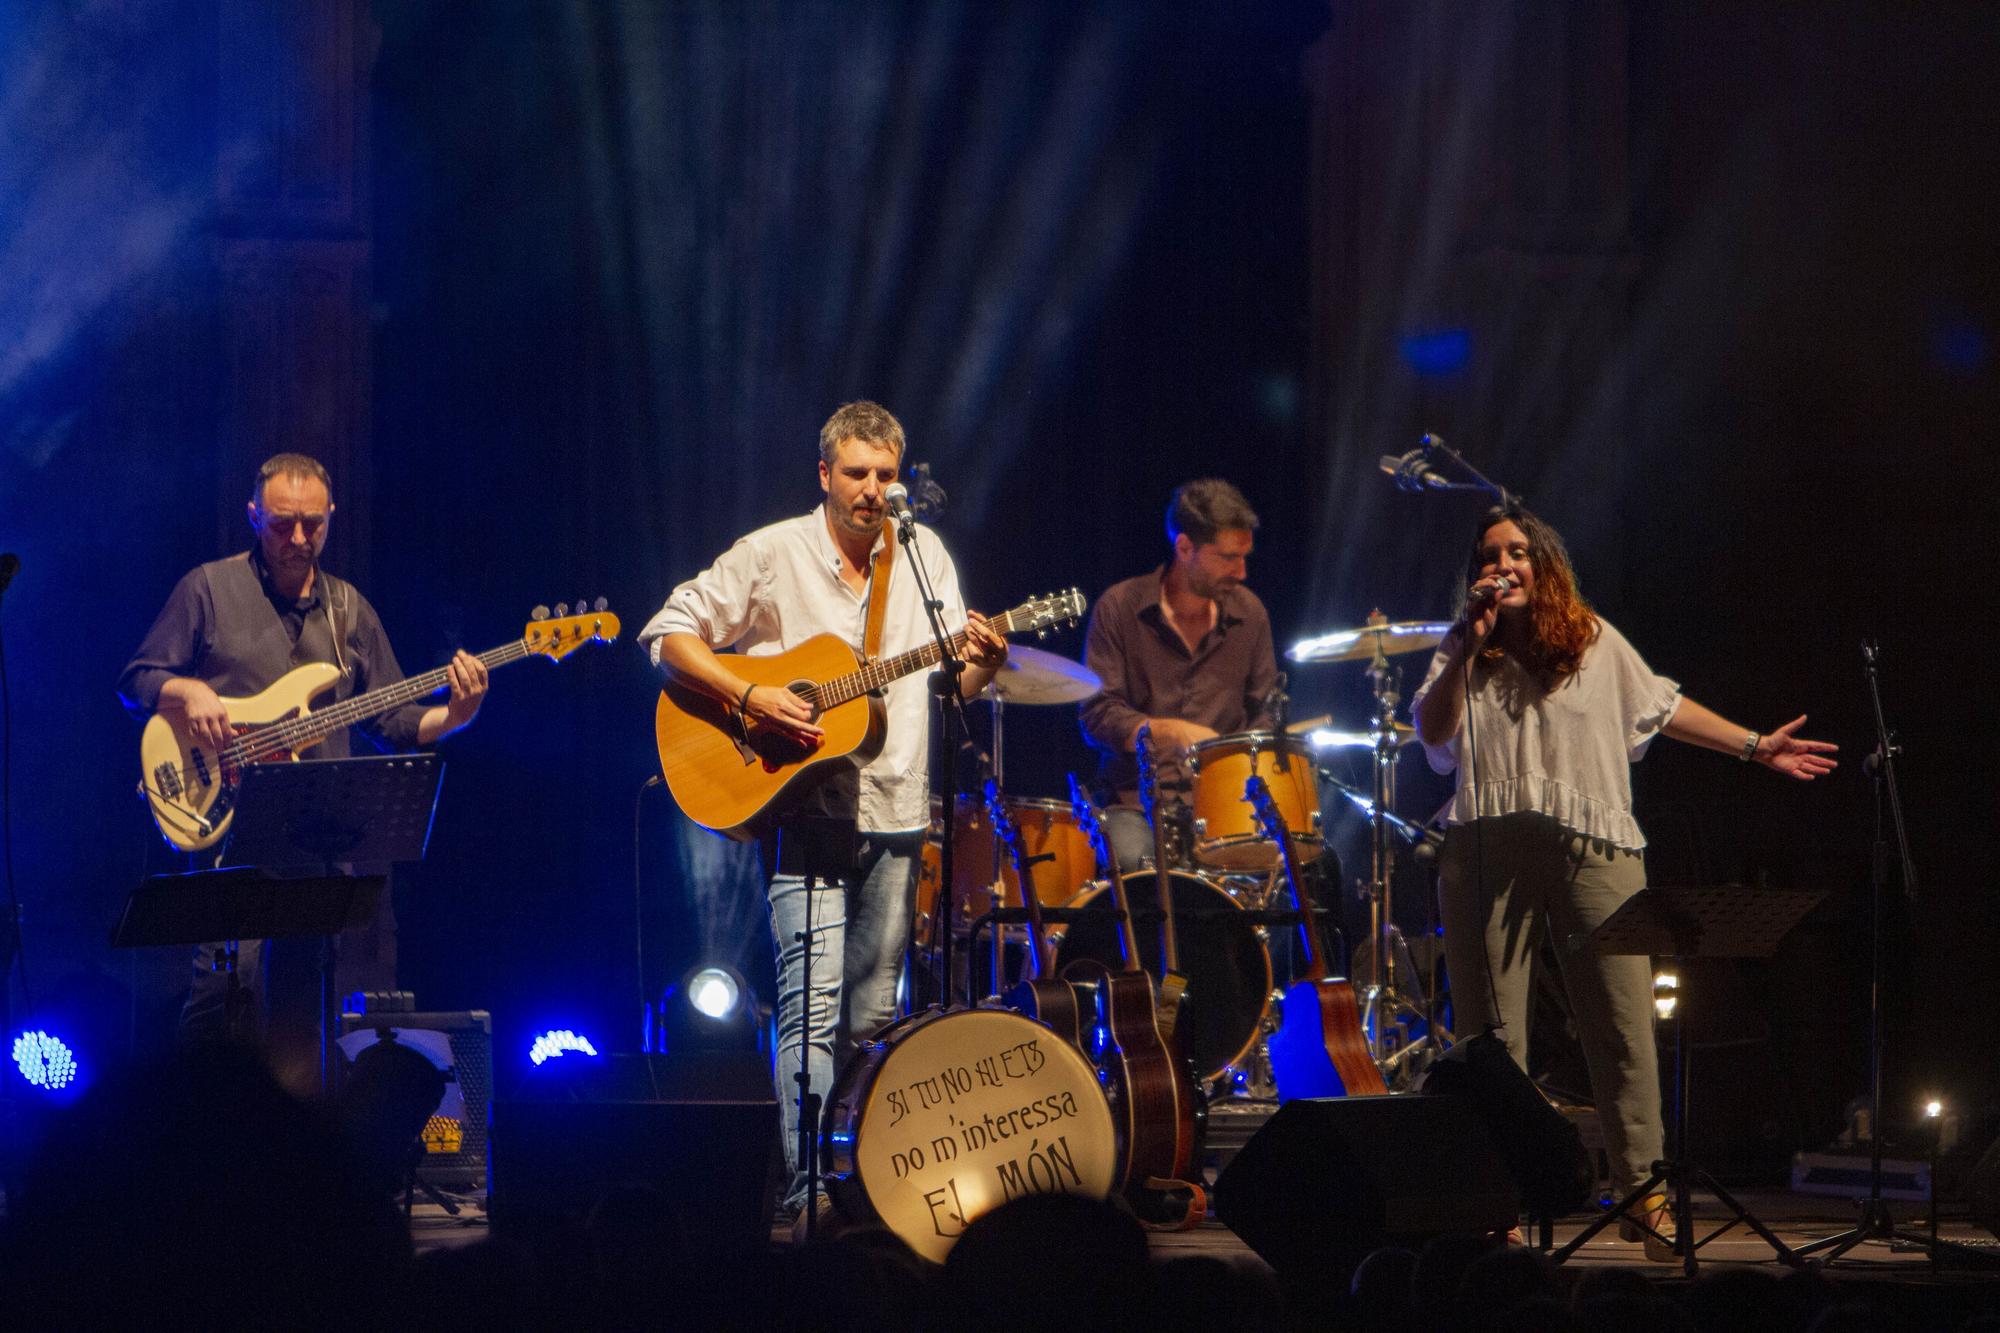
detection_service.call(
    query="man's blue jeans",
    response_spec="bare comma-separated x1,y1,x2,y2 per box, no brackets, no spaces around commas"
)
766,829,920,1209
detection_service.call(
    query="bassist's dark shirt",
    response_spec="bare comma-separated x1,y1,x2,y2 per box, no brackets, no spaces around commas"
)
118,549,427,755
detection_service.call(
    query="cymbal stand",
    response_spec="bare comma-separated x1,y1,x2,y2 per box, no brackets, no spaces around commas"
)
1355,611,1436,1085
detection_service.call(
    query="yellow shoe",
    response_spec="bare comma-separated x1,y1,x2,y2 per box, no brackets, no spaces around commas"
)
1617,1193,1676,1262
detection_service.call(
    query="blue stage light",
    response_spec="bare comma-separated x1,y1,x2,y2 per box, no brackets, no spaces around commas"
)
1399,328,1471,376
528,1028,599,1067
11,1029,80,1092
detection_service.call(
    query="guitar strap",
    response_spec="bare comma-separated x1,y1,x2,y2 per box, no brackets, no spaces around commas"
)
861,528,895,667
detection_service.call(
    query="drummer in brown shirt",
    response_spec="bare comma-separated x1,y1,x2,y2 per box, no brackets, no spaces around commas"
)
1079,478,1279,873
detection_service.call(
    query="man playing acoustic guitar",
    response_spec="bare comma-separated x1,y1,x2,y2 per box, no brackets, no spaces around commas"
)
639,401,1006,1227
118,453,489,1070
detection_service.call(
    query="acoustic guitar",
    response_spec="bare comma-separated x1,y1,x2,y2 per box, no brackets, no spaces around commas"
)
1245,774,1389,1101
138,603,621,852
1064,774,1206,1226
654,588,1084,839
1135,725,1191,1043
985,779,1089,1053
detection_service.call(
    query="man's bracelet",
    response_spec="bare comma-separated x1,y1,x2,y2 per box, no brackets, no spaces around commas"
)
738,682,758,716
1739,731,1761,762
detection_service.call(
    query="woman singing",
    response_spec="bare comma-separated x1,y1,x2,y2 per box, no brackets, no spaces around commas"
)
1411,505,1836,1257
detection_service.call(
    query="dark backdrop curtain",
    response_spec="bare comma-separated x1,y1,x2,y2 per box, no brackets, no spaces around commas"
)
365,0,1326,1053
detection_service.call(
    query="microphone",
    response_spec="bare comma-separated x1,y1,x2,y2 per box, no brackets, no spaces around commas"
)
883,483,917,528
1377,437,1453,493
1466,573,1514,610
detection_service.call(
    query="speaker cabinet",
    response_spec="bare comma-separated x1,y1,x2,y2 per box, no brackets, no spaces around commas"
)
490,1051,778,1254
1214,1094,1521,1278
339,1008,492,1191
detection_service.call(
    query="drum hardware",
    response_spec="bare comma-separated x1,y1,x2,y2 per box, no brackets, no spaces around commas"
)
1285,610,1451,1085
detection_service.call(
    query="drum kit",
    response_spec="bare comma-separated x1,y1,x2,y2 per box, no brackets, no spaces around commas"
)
908,611,1458,1095
831,611,1468,1252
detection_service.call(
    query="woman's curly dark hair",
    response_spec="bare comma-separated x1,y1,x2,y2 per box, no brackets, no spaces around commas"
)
1460,504,1600,686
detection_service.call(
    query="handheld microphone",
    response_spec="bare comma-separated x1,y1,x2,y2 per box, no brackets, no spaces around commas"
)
882,483,917,527
1467,573,1515,609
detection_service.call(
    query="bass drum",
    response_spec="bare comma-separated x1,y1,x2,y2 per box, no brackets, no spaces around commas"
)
822,1006,1118,1264
1051,871,1272,1085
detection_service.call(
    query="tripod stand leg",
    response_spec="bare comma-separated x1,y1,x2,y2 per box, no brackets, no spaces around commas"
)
1550,1171,1667,1263
1697,1169,1799,1265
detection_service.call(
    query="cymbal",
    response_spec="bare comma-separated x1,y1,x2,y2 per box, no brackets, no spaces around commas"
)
1287,620,1454,665
1302,721,1416,749
984,644,1101,705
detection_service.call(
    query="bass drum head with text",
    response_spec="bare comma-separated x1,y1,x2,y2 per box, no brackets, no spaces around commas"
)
822,1007,1117,1264
1052,871,1272,1084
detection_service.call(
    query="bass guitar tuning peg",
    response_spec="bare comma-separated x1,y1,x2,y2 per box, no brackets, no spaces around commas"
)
594,596,609,613
554,602,569,617
531,604,551,620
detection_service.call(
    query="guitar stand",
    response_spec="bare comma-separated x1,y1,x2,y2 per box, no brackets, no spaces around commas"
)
1549,885,1821,1277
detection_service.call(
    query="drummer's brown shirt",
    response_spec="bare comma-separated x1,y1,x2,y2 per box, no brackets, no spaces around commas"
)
1079,564,1279,796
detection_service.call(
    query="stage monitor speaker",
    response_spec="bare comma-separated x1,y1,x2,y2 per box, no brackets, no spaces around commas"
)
490,1051,778,1255
1422,1030,1595,1218
1214,1094,1521,1279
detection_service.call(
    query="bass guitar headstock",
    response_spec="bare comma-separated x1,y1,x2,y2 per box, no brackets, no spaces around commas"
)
525,598,621,660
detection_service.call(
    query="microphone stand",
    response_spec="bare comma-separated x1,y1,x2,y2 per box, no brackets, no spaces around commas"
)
1795,641,1987,1267
890,509,971,1012
1383,434,1519,507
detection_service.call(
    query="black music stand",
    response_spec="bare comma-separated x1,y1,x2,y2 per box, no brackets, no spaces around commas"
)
1550,884,1821,1277
113,755,442,1096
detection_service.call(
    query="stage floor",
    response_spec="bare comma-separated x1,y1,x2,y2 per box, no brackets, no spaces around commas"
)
410,1187,2000,1283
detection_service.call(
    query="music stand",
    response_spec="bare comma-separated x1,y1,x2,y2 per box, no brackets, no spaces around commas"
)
113,755,443,1096
1550,884,1821,1277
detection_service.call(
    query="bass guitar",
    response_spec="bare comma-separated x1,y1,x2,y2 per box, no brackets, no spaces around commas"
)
1064,774,1206,1226
984,780,1089,1053
654,588,1085,839
139,603,621,852
1245,774,1388,1101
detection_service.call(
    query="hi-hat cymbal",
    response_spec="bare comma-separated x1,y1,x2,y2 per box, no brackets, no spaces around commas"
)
1287,620,1454,665
984,644,1101,705
1303,721,1416,749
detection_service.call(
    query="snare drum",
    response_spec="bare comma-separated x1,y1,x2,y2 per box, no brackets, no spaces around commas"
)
915,796,1094,944
822,1006,1118,1263
1187,731,1321,870
1051,870,1273,1085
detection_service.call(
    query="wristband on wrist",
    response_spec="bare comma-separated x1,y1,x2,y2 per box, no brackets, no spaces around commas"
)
1739,731,1761,762
738,681,758,716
